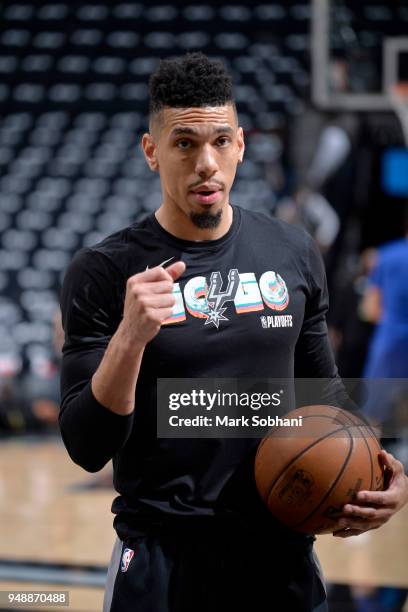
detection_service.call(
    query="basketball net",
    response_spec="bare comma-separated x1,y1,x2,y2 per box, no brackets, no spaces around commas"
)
390,83,408,147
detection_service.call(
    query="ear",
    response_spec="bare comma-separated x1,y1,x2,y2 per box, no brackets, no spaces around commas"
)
142,133,159,171
237,126,245,163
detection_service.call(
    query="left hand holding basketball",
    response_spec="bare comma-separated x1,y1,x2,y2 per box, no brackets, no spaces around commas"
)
332,450,408,538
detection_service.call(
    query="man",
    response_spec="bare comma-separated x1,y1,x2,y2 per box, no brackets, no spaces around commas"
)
361,226,408,429
59,53,408,612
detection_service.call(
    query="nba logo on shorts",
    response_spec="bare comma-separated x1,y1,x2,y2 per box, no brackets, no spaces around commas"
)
121,548,134,573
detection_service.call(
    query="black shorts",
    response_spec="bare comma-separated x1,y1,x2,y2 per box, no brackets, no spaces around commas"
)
103,521,327,612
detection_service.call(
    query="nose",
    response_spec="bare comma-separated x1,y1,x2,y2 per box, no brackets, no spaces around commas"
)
195,143,219,178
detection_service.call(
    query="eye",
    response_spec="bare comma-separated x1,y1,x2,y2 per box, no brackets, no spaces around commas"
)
216,136,231,147
176,139,192,150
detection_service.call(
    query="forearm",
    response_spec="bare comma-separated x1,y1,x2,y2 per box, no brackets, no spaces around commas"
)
59,381,134,472
59,325,146,472
91,322,145,416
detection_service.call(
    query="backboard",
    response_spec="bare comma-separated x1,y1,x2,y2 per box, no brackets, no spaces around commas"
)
312,0,408,112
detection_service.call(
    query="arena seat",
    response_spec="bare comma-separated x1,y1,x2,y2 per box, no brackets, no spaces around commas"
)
0,0,404,372
14,84,45,103
129,57,159,76
1,28,30,46
37,4,69,20
33,31,65,49
58,55,91,74
214,33,249,51
183,5,215,21
76,5,109,21
17,268,54,290
0,250,28,271
107,31,139,48
0,56,19,73
219,6,251,21
146,6,178,22
22,54,54,73
16,210,52,232
14,322,52,345
1,194,24,214
254,5,286,20
144,32,177,49
27,192,62,213
112,4,144,20
178,32,210,50
71,29,103,46
4,4,35,20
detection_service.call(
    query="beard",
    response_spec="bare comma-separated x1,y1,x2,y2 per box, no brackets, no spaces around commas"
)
189,208,222,229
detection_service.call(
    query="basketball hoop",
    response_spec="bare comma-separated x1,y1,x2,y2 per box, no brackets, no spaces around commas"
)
389,82,408,146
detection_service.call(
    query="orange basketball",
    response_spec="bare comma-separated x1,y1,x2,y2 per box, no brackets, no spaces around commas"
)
254,405,385,534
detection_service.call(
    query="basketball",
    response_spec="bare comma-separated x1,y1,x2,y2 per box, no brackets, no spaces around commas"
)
255,405,385,534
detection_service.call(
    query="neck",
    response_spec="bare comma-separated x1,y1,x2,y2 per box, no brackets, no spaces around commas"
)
155,203,233,241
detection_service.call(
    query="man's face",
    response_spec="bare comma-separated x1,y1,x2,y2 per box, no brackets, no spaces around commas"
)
142,104,244,229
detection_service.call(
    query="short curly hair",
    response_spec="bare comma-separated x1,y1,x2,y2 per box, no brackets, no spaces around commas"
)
149,52,235,117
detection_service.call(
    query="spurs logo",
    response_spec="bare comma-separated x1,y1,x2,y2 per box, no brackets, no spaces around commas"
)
205,269,240,328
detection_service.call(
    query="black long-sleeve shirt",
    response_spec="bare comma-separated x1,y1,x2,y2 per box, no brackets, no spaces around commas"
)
60,205,349,543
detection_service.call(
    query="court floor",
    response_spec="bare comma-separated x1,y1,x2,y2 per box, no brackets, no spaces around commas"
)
1,437,407,611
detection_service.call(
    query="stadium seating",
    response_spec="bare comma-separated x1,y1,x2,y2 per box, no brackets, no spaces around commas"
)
0,1,407,374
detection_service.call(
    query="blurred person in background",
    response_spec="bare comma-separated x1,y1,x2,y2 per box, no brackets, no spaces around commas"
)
283,58,361,287
328,248,377,378
28,309,64,428
0,309,62,434
360,212,408,436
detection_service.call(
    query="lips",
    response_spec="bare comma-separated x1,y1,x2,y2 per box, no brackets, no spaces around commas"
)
192,191,221,204
190,184,223,205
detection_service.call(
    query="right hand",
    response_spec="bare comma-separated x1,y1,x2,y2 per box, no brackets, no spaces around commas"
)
119,261,186,348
